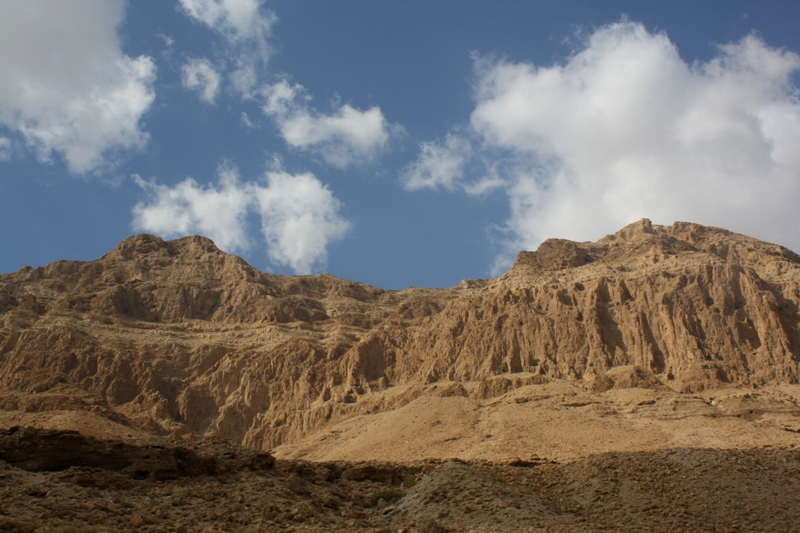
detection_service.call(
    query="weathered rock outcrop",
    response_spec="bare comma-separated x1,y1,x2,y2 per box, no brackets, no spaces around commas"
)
2,219,800,450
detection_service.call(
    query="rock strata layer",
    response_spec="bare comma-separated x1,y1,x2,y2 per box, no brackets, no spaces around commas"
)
2,219,800,450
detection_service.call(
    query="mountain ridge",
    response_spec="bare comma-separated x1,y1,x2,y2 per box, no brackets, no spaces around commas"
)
2,219,800,453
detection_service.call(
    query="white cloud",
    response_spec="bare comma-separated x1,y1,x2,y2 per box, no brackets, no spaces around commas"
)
177,1,398,162
132,166,252,252
401,134,470,191
409,21,800,266
0,137,11,161
158,33,175,48
178,0,274,44
132,166,350,274
241,112,255,128
400,132,508,196
182,58,222,103
251,171,351,273
260,78,303,115
261,79,397,168
0,0,155,174
178,0,274,97
230,63,260,97
461,168,506,196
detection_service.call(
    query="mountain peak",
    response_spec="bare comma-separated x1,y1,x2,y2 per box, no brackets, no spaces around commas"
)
103,234,223,262
3,220,800,458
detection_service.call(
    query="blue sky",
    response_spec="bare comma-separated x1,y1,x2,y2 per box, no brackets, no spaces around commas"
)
2,1,800,289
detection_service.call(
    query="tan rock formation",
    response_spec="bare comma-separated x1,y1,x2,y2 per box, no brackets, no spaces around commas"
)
397,219,800,393
2,219,800,453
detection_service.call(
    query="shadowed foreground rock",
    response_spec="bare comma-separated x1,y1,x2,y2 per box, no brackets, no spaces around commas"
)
0,441,798,532
0,426,273,479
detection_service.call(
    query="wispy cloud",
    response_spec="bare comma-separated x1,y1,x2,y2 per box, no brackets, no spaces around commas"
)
182,58,222,103
407,21,800,269
401,133,471,191
132,165,350,274
261,79,399,168
176,1,399,168
0,137,11,161
178,0,275,97
178,0,275,46
0,0,155,174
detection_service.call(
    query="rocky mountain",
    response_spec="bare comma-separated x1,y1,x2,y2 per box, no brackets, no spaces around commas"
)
2,218,800,453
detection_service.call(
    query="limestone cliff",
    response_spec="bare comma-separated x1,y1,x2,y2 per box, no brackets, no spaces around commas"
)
1,219,799,450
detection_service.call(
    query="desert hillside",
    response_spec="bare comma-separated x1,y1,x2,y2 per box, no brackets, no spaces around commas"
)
2,219,800,532
2,218,800,451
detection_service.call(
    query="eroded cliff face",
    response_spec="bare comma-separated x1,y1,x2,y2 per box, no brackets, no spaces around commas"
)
397,220,800,394
2,220,799,450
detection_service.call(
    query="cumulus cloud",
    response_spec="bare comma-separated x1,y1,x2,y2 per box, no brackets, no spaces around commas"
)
251,171,352,273
132,166,350,274
261,79,397,168
132,167,252,252
0,0,156,174
182,58,222,103
408,21,800,268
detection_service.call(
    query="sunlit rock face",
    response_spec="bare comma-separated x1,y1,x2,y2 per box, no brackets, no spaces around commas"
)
2,219,800,450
